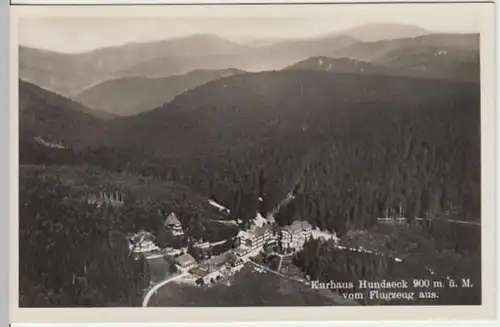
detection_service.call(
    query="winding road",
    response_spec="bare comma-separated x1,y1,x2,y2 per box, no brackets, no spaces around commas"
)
142,272,188,307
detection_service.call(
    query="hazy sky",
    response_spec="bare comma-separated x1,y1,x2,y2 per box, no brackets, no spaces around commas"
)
18,5,482,53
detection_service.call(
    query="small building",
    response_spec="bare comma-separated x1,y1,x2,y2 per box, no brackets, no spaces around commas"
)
226,252,241,266
190,266,211,284
210,253,230,270
190,266,223,285
128,230,160,254
232,246,251,257
190,255,229,284
165,212,184,236
175,253,197,271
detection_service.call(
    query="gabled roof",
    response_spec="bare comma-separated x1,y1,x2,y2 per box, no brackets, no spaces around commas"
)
283,224,302,234
211,253,229,267
237,230,256,240
130,230,155,244
165,212,181,226
253,225,271,237
300,221,312,230
283,220,312,234
190,266,210,277
267,214,276,223
176,253,196,267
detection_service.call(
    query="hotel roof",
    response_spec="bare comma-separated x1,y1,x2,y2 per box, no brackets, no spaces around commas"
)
253,225,271,237
283,221,312,234
237,230,256,239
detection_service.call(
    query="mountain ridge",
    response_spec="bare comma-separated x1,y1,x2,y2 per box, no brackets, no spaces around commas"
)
75,68,247,116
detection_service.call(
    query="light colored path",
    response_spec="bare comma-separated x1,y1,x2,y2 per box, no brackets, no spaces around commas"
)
209,219,238,226
414,217,480,226
142,272,188,307
247,259,286,277
145,254,168,260
276,256,283,273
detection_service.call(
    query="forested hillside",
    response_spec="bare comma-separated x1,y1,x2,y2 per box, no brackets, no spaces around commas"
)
19,164,239,306
66,70,480,235
19,79,109,150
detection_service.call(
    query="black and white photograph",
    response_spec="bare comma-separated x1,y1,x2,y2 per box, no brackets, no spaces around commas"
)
10,1,495,322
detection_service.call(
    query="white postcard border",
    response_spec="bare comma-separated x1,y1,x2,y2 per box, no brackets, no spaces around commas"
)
9,2,496,323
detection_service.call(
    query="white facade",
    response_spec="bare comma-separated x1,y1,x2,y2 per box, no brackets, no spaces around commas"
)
279,221,312,251
128,230,159,254
130,240,160,253
170,225,184,236
238,226,273,251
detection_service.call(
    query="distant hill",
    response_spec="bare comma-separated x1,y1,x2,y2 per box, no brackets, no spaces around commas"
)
337,23,429,42
75,69,246,116
256,35,360,59
228,36,286,47
19,79,105,150
116,35,360,78
20,34,361,95
377,45,480,82
285,51,479,83
285,57,390,75
322,34,480,82
19,34,249,96
330,33,479,62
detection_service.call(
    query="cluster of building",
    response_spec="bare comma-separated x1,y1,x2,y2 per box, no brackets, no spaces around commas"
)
127,205,315,287
128,212,185,255
232,219,313,257
171,218,314,285
175,251,243,284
